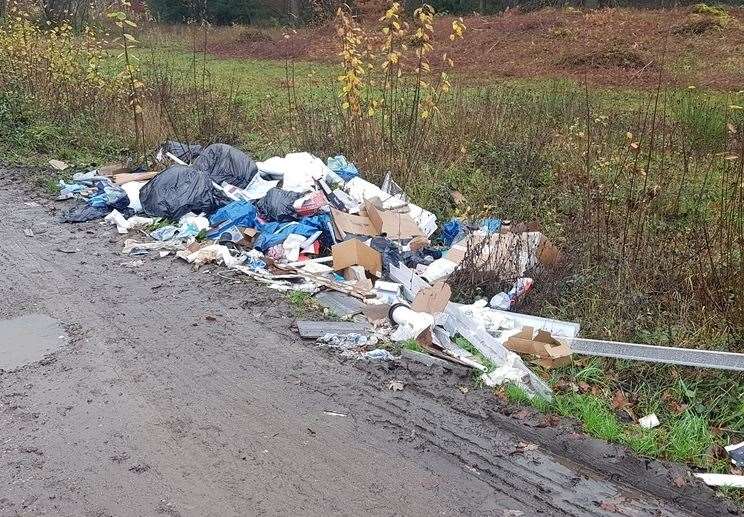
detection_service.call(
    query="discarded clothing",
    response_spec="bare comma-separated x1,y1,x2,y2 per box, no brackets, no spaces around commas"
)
139,165,217,220
255,188,304,222
326,155,359,182
294,191,327,218
193,143,258,188
442,219,465,246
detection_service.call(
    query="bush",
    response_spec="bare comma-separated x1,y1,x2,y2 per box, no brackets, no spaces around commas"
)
146,0,273,24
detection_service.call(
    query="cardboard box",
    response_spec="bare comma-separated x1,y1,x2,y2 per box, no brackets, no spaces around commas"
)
331,201,424,240
506,326,572,369
239,227,258,248
411,281,452,315
332,239,383,278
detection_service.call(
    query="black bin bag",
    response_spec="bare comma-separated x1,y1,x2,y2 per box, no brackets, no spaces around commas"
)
193,144,258,188
139,165,217,220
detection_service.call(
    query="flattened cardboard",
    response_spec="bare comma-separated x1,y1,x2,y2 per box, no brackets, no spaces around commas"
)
331,207,378,239
411,281,452,315
332,239,383,278
99,162,131,177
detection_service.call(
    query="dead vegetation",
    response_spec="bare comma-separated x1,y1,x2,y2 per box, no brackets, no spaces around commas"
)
558,47,650,69
207,5,744,90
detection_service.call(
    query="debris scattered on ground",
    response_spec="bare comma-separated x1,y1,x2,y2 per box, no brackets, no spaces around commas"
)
639,413,660,429
387,379,405,391
120,259,144,268
297,320,371,339
693,473,744,489
23,228,34,237
323,411,347,417
49,159,70,171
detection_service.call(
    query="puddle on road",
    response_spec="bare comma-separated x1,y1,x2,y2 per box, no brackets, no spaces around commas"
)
0,314,66,371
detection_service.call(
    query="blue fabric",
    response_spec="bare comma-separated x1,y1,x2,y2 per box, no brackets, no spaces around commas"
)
208,200,256,229
254,214,332,252
326,155,359,182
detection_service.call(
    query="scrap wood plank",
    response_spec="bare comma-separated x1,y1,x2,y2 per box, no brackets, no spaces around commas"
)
275,263,374,300
569,337,744,372
114,171,160,185
297,320,370,339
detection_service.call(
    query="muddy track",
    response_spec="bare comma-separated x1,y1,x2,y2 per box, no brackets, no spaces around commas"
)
0,167,738,517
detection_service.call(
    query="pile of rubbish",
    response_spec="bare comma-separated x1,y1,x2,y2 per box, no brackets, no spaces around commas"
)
53,141,744,490
56,141,572,397
55,141,744,403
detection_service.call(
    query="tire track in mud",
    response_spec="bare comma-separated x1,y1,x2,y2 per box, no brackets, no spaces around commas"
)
0,168,738,517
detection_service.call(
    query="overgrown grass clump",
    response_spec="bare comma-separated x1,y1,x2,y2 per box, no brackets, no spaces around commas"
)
504,382,724,469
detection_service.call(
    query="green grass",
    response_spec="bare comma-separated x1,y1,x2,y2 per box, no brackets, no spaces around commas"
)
287,290,313,311
401,339,424,353
667,411,715,463
503,382,726,469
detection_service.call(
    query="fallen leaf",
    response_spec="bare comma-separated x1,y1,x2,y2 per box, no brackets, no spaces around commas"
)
673,475,686,487
451,191,466,205
542,415,561,427
513,409,531,420
457,385,469,394
512,441,539,455
387,380,404,392
611,390,629,410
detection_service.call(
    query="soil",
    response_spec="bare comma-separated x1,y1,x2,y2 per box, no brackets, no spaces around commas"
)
0,166,739,516
208,7,744,90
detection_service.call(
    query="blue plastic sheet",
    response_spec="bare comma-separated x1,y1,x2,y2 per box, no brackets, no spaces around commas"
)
208,200,257,229
441,219,463,246
326,155,359,182
254,214,332,252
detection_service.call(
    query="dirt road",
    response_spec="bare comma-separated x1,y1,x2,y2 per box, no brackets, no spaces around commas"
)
0,168,736,517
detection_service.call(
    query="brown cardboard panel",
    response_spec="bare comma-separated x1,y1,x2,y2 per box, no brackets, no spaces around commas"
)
411,282,452,315
332,239,383,278
364,201,424,240
331,208,379,239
